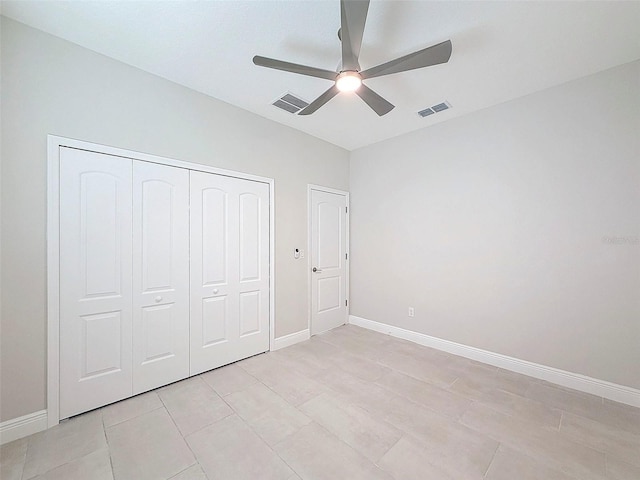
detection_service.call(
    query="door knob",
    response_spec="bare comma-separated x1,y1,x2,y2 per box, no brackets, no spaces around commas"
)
213,288,219,294
154,296,162,303
312,267,322,273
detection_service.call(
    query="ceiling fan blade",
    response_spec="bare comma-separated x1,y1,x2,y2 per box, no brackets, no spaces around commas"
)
298,85,340,115
360,40,452,80
356,84,394,116
253,56,337,81
340,0,370,71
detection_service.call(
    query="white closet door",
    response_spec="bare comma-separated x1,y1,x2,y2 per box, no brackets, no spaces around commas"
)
132,161,190,394
190,171,269,375
59,148,133,419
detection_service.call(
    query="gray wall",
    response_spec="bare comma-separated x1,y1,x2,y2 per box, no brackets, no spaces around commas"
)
0,17,349,422
350,60,640,390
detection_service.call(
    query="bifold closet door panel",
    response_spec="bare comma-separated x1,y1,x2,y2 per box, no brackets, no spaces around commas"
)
132,161,190,394
59,148,133,419
189,171,270,375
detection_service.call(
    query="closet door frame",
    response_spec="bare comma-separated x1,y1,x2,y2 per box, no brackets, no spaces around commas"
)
47,135,275,428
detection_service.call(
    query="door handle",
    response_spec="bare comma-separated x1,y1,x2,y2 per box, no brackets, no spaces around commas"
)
154,296,163,303
312,267,322,273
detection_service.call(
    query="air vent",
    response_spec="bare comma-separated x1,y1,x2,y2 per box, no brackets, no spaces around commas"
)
272,93,309,114
417,107,435,118
418,101,451,118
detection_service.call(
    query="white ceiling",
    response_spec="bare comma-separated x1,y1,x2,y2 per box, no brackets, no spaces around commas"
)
2,1,639,151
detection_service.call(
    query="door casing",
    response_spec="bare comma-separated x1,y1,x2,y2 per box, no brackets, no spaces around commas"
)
47,135,275,427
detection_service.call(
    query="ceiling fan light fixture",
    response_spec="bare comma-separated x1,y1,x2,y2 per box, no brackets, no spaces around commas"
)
335,71,362,92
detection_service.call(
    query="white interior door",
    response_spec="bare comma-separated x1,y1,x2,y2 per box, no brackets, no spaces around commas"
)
189,171,270,375
59,148,133,418
132,161,190,394
310,188,348,335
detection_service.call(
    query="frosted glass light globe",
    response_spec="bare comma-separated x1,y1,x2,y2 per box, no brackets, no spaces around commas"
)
335,71,362,92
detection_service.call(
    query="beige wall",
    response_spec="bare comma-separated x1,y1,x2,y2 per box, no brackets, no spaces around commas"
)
0,17,349,422
350,60,640,390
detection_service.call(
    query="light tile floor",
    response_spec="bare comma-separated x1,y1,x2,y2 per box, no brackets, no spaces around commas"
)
2,325,639,479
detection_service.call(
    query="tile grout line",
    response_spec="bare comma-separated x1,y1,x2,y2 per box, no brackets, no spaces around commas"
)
101,410,117,480
232,402,303,480
481,442,501,479
558,411,564,431
156,392,201,477
19,434,32,480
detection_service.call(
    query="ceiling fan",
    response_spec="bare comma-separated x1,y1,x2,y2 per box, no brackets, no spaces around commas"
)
253,0,452,116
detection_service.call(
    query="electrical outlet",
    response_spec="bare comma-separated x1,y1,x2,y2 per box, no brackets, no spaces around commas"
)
408,307,415,317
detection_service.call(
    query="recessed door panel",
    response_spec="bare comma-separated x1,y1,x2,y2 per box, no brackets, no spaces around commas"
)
239,291,260,336
239,193,260,282
81,311,122,379
202,188,227,286
317,202,342,270
81,173,121,298
133,161,189,394
202,296,227,346
141,304,175,363
317,276,341,313
60,147,133,419
311,189,348,335
141,180,174,291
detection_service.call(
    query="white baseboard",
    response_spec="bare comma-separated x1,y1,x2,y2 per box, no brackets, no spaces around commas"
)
272,329,310,351
0,410,48,445
349,315,640,408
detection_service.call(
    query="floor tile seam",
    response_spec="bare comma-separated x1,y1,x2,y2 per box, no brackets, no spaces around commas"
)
558,411,564,431
177,409,236,439
491,443,596,480
379,386,466,427
195,373,225,395
559,410,640,440
277,420,382,473
24,412,110,480
221,384,312,448
386,430,496,480
7,439,28,480
373,372,470,412
601,451,640,471
525,382,606,406
100,410,117,480
254,373,324,412
463,421,608,479
388,389,468,423
468,397,564,430
376,360,461,389
369,430,404,468
312,336,381,361
480,441,501,479
157,378,236,438
299,395,401,464
102,404,166,430
19,424,37,480
558,426,640,466
233,411,301,478
557,414,640,452
460,398,566,435
200,368,260,397
475,434,600,480
168,463,209,480
464,405,611,464
154,392,199,473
